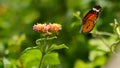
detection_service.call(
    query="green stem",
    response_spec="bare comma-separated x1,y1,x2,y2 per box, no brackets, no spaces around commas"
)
38,36,56,68
114,19,120,38
39,36,48,68
39,53,45,68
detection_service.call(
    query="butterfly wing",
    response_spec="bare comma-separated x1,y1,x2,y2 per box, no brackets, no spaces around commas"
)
80,5,101,33
83,11,98,24
80,10,99,33
80,12,98,33
82,20,94,33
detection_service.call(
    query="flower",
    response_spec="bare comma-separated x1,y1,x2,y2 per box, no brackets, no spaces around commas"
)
33,23,62,35
48,23,62,32
33,23,48,32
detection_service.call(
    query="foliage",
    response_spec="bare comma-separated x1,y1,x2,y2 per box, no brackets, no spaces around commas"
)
1,0,120,68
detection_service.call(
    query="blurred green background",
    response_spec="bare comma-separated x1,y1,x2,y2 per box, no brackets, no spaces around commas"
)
0,0,120,68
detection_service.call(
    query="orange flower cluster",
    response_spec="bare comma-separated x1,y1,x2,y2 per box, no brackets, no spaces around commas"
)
33,23,62,35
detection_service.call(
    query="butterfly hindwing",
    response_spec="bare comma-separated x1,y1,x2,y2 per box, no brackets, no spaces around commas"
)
82,20,94,33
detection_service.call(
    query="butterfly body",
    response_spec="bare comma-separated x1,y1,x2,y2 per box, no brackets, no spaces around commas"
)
80,5,102,33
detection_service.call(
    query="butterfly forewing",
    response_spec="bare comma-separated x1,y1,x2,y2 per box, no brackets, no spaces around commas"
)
83,11,98,23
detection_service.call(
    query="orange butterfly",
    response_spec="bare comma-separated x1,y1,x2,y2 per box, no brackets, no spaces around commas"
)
80,5,102,33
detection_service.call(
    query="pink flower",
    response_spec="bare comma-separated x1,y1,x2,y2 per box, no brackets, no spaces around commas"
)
33,23,62,35
48,23,62,31
33,23,48,33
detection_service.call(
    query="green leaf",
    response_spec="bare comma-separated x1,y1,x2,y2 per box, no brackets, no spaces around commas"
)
49,44,68,52
94,56,106,66
89,50,106,61
20,47,42,68
74,60,88,68
44,52,60,65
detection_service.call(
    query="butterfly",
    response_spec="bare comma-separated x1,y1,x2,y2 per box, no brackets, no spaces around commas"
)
80,5,102,33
